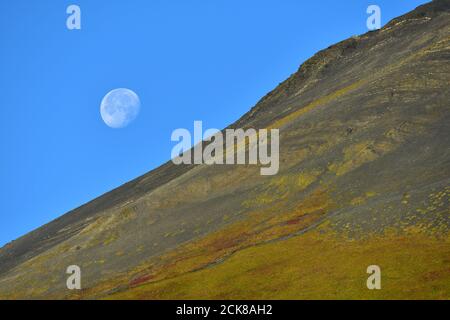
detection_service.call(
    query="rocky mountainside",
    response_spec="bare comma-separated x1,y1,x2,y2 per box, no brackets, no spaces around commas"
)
0,0,449,299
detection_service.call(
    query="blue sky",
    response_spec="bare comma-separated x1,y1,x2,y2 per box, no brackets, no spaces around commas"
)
0,0,428,246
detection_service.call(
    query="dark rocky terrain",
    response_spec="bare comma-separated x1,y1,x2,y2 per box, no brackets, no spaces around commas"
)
0,0,449,299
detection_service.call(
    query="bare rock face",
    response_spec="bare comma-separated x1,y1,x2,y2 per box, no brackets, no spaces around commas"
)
0,0,449,299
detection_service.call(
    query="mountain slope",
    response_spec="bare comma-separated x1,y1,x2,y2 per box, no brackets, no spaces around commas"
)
0,0,449,299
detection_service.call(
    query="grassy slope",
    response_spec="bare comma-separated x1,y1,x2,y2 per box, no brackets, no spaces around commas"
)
108,225,450,300
102,185,450,300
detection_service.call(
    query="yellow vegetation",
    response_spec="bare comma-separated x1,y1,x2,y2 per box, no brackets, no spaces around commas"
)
108,226,450,300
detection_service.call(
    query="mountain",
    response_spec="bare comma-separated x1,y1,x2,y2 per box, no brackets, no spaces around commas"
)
0,0,449,299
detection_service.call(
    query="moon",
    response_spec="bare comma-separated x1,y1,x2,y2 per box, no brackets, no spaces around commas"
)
100,88,141,128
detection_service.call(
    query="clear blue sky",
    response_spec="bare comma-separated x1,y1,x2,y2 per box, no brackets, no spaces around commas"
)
0,0,428,246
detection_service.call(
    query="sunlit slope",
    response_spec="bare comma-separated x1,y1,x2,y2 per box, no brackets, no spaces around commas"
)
108,226,450,300
0,0,449,299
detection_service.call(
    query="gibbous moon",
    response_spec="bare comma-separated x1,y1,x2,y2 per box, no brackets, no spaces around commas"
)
100,88,141,128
